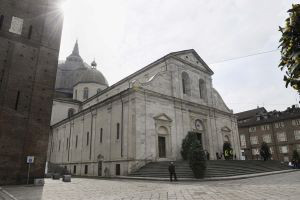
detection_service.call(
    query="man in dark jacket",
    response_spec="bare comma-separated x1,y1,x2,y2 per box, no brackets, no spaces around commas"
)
168,162,177,182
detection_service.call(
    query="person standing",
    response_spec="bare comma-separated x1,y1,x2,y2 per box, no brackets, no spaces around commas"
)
168,162,177,182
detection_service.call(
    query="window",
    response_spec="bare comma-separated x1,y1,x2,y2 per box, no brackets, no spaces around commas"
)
84,165,88,174
97,88,101,94
75,135,78,148
0,15,4,30
262,134,272,143
58,140,61,151
73,166,76,174
28,25,32,39
292,119,300,126
9,16,23,35
15,91,20,110
249,127,256,133
274,122,284,128
181,72,191,96
68,108,75,118
75,89,77,100
87,132,89,145
199,79,206,99
279,146,288,154
116,164,120,176
252,148,259,155
294,130,300,140
117,123,120,140
66,138,69,149
283,156,289,162
277,132,287,142
261,125,270,131
83,87,89,99
240,134,246,148
100,128,103,143
269,147,274,154
250,136,258,145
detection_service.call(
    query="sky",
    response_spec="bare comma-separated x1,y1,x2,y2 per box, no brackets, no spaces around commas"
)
59,0,299,113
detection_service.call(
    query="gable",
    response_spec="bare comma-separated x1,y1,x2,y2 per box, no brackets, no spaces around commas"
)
170,50,214,75
153,113,172,122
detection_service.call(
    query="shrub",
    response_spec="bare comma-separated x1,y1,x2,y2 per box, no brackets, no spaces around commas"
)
260,142,271,161
181,132,206,178
188,140,207,178
292,150,300,161
181,132,198,160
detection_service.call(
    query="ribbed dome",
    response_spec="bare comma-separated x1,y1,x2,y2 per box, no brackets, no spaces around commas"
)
75,68,108,86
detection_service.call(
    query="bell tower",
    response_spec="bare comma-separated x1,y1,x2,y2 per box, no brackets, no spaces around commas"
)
0,0,64,185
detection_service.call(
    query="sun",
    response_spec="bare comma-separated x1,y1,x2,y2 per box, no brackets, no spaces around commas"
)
59,0,70,13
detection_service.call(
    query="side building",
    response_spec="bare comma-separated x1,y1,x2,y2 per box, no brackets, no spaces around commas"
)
236,106,300,162
48,47,241,177
0,0,63,185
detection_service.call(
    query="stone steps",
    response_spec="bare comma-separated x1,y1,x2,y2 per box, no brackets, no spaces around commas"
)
129,160,290,178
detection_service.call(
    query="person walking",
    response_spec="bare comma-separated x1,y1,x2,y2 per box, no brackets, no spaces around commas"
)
168,162,177,182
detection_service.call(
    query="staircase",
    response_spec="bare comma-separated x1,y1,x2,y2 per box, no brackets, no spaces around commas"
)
129,160,290,179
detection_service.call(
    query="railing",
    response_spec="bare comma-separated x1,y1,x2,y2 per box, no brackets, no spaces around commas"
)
129,155,154,173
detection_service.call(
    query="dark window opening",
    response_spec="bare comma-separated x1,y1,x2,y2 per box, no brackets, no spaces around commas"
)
68,108,75,118
0,15,4,30
83,87,89,99
116,164,120,176
117,123,120,140
28,25,32,39
0,69,4,86
58,140,61,151
84,165,88,174
66,138,69,149
73,165,76,174
15,91,20,110
75,135,78,148
100,128,103,143
87,132,89,146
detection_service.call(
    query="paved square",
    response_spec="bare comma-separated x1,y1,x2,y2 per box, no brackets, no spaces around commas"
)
2,171,300,200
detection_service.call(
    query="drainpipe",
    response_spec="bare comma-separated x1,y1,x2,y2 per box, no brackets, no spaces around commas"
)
120,94,124,158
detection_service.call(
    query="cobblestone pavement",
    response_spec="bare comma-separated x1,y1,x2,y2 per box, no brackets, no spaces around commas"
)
2,171,300,200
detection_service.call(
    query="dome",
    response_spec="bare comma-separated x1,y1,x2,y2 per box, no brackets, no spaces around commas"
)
55,41,108,94
74,68,108,86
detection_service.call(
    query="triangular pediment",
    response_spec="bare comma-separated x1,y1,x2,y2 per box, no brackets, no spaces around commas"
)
154,113,172,122
221,126,231,132
170,49,214,75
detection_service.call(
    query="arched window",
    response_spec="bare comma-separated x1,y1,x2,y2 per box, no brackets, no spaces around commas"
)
182,72,191,96
83,87,89,99
68,108,75,118
199,79,206,99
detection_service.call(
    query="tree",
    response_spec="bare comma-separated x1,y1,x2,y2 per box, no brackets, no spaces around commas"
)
188,141,207,178
181,132,199,160
181,132,206,178
260,142,271,161
278,4,300,92
292,150,299,161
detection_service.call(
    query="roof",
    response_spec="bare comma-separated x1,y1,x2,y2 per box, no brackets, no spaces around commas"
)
235,107,267,120
74,68,108,86
237,106,300,127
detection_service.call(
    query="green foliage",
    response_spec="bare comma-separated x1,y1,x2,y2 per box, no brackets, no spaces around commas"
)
181,132,206,178
181,132,199,160
292,150,300,161
223,142,233,160
260,142,271,161
279,4,300,91
188,140,207,178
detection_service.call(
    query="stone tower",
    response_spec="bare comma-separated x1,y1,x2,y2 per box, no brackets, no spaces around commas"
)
0,0,64,185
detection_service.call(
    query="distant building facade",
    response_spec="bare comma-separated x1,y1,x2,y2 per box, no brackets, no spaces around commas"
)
0,0,63,185
236,106,300,162
48,46,241,177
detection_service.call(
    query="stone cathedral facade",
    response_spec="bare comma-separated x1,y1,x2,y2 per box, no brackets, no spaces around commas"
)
48,43,240,176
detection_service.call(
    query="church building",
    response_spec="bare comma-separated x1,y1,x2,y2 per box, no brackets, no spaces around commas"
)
47,42,240,176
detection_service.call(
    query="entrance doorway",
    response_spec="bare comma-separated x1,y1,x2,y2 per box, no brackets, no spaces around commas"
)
196,133,202,145
158,136,166,158
98,161,102,176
